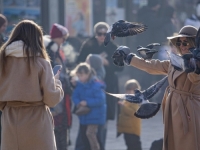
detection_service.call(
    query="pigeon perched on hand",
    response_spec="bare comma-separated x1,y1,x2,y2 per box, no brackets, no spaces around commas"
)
105,76,168,119
104,20,147,46
137,43,161,60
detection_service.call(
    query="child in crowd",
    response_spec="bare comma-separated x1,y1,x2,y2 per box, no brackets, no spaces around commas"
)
72,63,106,150
117,79,142,150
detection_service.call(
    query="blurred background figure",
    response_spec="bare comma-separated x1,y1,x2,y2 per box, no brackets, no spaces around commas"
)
0,14,7,46
72,63,106,150
0,13,7,148
43,23,72,150
77,21,123,149
86,54,106,81
74,54,106,150
136,0,162,46
184,1,200,28
117,79,142,150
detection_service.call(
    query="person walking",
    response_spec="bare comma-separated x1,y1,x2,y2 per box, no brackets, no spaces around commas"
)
112,25,200,150
0,20,64,150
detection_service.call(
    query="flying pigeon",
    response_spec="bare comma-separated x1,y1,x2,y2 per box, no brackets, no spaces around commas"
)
104,20,147,46
137,43,161,60
105,76,168,119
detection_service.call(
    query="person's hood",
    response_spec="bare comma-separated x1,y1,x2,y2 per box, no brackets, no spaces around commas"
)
87,54,103,70
43,35,58,52
5,40,26,57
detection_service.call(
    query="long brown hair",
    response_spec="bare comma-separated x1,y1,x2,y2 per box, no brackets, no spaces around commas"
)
0,20,50,75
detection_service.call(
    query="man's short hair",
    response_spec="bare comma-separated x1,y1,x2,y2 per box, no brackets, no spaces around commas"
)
93,22,109,34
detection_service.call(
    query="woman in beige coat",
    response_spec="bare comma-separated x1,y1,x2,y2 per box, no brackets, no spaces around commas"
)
112,25,200,150
0,20,64,150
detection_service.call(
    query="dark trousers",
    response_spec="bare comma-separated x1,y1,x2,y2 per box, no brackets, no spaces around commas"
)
75,123,107,150
123,133,142,150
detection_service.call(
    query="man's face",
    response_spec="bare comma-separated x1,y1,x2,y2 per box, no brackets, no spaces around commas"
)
95,28,107,44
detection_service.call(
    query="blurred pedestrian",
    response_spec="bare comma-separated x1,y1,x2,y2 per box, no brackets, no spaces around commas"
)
136,0,162,46
158,5,177,45
43,23,72,150
117,79,142,150
0,20,63,150
184,1,200,28
0,14,7,46
0,13,7,147
86,54,106,81
72,63,106,150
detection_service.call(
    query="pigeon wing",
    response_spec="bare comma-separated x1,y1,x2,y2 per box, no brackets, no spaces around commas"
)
105,92,142,104
104,32,111,46
114,22,147,37
128,23,147,35
146,43,161,49
134,102,161,119
143,76,168,99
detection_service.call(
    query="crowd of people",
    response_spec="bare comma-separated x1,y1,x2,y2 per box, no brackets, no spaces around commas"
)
0,0,200,150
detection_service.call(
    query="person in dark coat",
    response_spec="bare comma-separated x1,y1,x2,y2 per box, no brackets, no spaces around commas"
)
136,0,162,46
77,22,123,149
43,23,72,150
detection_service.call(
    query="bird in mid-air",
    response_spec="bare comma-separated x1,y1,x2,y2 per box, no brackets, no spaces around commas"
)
104,20,147,46
105,76,168,119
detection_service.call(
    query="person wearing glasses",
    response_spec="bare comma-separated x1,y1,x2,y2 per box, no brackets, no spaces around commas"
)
112,25,200,150
77,22,123,150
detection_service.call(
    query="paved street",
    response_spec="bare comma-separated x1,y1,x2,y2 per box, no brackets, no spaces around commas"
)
68,110,164,150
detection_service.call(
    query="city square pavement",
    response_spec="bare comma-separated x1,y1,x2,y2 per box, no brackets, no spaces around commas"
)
68,110,164,150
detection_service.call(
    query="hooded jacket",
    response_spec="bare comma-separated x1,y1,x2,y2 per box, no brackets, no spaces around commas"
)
72,78,106,125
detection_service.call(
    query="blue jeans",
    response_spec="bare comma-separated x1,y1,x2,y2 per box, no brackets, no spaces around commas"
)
75,123,107,150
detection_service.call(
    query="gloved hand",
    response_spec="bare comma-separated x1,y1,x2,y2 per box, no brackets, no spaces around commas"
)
182,53,200,74
112,46,131,66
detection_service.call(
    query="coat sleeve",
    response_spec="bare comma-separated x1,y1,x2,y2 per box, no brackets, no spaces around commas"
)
40,61,64,107
187,72,200,84
72,87,81,106
130,55,169,75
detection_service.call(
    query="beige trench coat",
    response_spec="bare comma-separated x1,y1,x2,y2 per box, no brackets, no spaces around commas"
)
0,56,64,150
130,56,200,150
